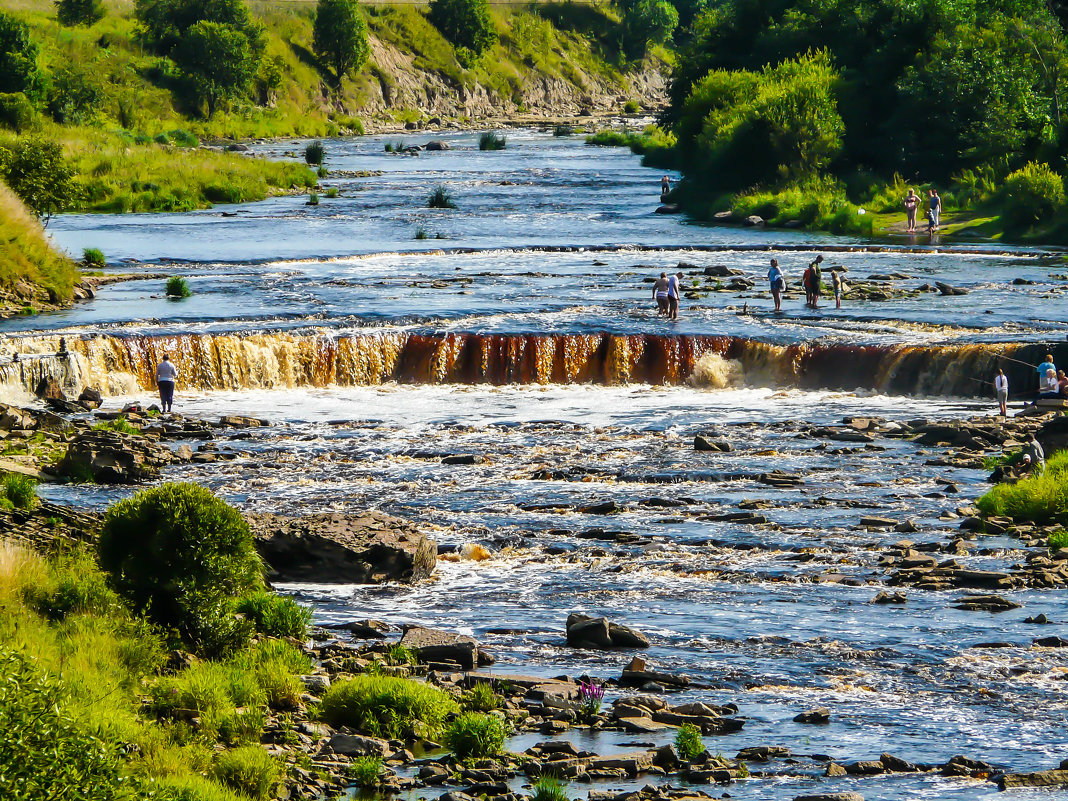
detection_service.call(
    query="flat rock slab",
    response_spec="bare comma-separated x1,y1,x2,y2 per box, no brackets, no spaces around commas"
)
249,510,436,583
399,625,480,670
997,770,1068,789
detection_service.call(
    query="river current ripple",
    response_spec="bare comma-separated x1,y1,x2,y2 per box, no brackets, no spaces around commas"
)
19,130,1068,799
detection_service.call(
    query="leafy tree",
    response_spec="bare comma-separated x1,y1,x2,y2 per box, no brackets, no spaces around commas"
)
55,0,106,27
47,64,104,124
174,21,258,117
428,0,497,58
0,11,43,100
0,139,77,225
313,0,370,88
135,0,263,57
619,0,678,60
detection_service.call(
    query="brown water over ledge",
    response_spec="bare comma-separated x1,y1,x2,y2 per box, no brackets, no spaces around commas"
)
2,331,1064,399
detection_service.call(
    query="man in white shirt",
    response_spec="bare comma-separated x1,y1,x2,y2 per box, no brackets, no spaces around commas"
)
156,354,178,413
667,271,683,320
994,369,1008,416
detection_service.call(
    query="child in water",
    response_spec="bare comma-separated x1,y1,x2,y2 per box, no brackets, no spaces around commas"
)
831,269,844,309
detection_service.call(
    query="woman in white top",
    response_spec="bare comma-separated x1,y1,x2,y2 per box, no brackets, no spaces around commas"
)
994,369,1008,416
1039,368,1060,399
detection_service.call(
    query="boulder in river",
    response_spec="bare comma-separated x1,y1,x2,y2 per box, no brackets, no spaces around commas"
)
248,510,437,583
399,625,489,669
54,429,175,483
935,281,968,296
794,794,864,801
566,612,650,649
77,387,103,409
424,140,451,151
742,215,764,226
694,435,731,452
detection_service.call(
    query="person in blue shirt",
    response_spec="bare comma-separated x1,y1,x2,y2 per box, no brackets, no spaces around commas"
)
1037,354,1057,399
768,259,785,312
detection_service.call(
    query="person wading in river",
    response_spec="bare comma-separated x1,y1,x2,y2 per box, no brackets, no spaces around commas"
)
994,369,1009,416
805,255,824,309
667,271,683,320
156,354,177,413
768,258,785,312
652,272,670,315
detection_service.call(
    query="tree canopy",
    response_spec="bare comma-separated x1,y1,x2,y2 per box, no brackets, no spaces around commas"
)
313,0,370,88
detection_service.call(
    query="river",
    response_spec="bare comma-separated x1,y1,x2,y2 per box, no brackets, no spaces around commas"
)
4,129,1067,799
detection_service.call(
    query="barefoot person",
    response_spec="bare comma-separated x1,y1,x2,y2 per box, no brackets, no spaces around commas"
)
768,258,785,311
652,272,670,315
994,369,1009,416
807,255,824,309
831,268,844,309
904,188,919,232
156,354,177,413
667,271,683,320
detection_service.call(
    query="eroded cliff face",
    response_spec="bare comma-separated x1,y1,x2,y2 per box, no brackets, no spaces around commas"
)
357,35,668,123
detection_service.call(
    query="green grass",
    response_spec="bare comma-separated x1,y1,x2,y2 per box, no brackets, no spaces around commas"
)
212,745,280,801
91,414,141,436
166,276,192,298
977,451,1068,524
318,674,459,739
0,180,79,306
349,755,382,788
674,722,704,761
1050,530,1068,551
532,776,570,801
1,472,38,510
461,681,501,711
235,590,311,640
428,185,456,209
445,711,508,760
82,247,105,267
385,642,417,666
479,132,506,151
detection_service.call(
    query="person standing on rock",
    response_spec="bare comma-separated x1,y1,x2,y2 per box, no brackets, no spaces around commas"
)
156,354,177,413
652,272,670,315
667,271,683,320
660,176,672,199
994,369,1009,416
768,259,785,312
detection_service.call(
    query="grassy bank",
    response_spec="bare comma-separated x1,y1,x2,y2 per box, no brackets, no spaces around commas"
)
977,451,1068,526
0,180,79,311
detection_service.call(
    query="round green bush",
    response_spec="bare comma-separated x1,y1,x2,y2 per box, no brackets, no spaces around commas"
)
56,0,105,26
1002,161,1066,227
0,92,34,132
98,483,263,656
319,675,458,739
212,746,279,800
446,711,507,759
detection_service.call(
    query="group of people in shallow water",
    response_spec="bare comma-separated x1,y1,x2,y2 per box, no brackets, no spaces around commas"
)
767,255,847,312
652,271,684,319
903,188,941,233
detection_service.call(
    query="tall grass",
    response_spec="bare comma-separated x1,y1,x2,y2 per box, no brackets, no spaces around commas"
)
445,711,508,759
319,675,459,739
479,132,506,151
976,451,1068,524
1,472,38,510
0,181,79,302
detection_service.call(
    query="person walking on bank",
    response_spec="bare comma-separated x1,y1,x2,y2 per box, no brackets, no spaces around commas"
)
667,271,683,320
768,258,786,312
928,188,941,230
156,354,178,413
994,369,1009,416
904,188,920,232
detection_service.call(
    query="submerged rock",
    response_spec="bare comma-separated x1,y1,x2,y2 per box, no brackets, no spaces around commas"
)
248,510,436,583
566,613,650,649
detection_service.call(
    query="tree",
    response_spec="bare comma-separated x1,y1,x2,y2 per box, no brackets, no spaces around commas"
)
313,0,370,88
428,0,496,59
0,139,77,226
0,11,43,100
618,0,678,60
135,0,263,57
174,21,258,117
55,0,105,27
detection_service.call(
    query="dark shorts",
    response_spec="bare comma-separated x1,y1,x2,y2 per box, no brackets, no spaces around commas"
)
158,380,174,407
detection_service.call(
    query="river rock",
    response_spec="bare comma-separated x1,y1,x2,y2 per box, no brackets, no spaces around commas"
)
77,387,103,409
743,215,764,226
694,435,731,452
55,429,175,483
328,732,390,756
935,281,968,296
794,708,831,724
34,376,65,400
703,265,743,277
0,403,36,430
566,613,650,649
248,510,437,583
997,770,1068,790
794,794,864,801
951,594,1020,612
880,753,917,772
399,625,487,669
424,140,451,151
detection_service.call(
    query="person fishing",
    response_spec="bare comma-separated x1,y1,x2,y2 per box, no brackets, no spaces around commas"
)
156,354,178,413
994,369,1009,416
652,272,670,315
768,258,785,312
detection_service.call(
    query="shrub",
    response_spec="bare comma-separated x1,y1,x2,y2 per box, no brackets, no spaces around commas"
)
235,590,311,639
174,21,259,118
25,547,122,621
212,746,280,800
83,247,106,267
385,642,417,666
56,0,106,26
98,483,263,656
319,675,459,738
445,711,507,759
307,192,320,206
674,722,704,761
618,0,678,60
461,682,501,711
324,186,339,199
0,92,34,132
304,141,325,166
428,0,496,56
1002,162,1065,227
1050,530,1068,551
415,227,428,239
0,649,127,799
167,276,192,298
2,472,37,510
428,185,456,208
170,129,200,147
479,132,506,151
531,776,570,801
349,755,382,788
313,0,370,87
553,125,573,137
48,65,104,125
0,12,43,99
0,138,77,224
624,99,640,114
